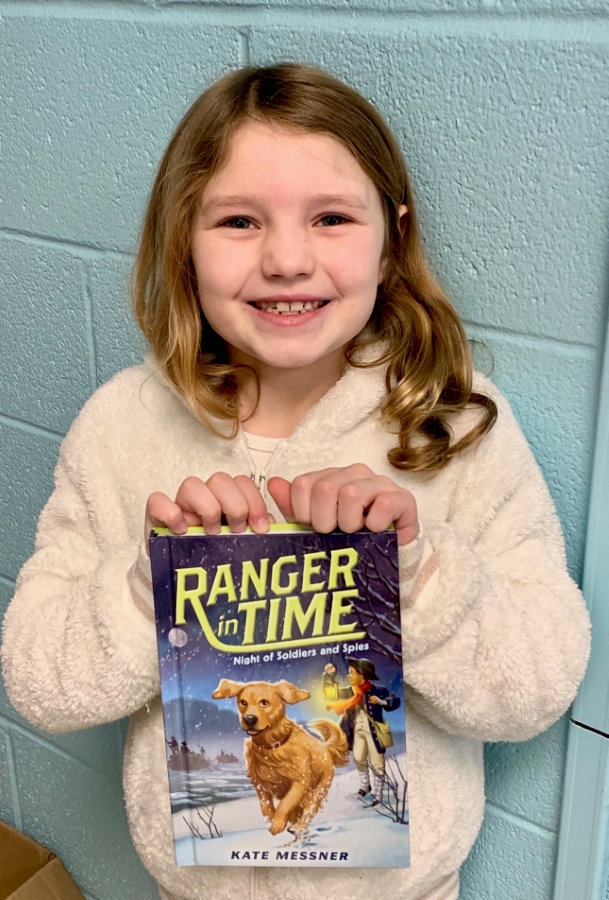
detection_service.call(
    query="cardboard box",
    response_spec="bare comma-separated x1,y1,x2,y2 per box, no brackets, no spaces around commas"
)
0,820,85,900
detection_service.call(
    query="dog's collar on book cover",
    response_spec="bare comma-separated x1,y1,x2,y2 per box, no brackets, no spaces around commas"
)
265,733,291,750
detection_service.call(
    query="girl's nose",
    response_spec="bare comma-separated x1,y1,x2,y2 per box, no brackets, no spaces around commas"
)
261,227,314,280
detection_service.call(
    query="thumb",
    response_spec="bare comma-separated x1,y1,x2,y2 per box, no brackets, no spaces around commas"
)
267,476,295,523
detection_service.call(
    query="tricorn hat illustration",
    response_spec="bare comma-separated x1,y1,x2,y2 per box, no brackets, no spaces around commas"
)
346,657,378,681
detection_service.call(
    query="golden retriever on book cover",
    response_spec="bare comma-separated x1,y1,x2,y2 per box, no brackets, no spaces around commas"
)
212,679,349,837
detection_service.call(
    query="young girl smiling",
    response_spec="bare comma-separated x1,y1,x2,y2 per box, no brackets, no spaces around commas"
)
2,63,590,900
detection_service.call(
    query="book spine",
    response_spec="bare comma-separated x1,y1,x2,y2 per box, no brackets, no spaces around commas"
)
166,537,196,863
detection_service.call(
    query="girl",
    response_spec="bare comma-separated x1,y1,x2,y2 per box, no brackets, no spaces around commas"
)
1,64,590,900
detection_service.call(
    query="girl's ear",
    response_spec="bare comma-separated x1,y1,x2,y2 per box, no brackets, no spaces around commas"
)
378,258,387,285
378,205,409,284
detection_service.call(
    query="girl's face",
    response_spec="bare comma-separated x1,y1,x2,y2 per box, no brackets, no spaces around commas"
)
191,121,386,373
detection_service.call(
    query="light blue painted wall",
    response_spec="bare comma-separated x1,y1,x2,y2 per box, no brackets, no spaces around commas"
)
0,3,607,899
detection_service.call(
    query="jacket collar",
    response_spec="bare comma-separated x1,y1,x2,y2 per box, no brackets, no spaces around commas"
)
143,351,388,453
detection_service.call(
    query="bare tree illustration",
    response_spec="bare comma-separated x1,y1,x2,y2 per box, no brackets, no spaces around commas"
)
183,803,222,840
267,533,402,665
353,536,402,665
369,755,408,825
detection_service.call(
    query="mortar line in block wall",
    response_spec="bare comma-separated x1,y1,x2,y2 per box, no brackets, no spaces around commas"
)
2,2,609,40
238,29,251,65
115,718,127,768
486,800,558,839
2,728,23,832
0,228,134,263
1,717,122,781
0,572,18,587
81,262,100,392
465,322,598,355
158,0,609,18
0,413,64,443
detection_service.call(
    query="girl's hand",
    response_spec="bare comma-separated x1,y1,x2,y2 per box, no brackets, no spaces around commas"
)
144,474,271,545
267,464,419,546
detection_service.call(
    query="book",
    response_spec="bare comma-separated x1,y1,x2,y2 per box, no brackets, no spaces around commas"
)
149,524,409,869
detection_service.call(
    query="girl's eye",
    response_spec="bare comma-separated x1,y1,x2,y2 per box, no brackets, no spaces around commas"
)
317,215,350,227
221,217,254,229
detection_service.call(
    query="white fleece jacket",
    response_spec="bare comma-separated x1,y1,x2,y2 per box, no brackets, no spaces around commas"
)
1,359,590,900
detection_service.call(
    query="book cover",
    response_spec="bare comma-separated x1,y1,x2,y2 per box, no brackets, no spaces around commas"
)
149,525,409,869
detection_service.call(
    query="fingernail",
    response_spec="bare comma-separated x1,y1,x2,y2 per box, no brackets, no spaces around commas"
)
258,516,270,532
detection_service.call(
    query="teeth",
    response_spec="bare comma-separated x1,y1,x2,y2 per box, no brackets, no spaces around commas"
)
255,299,326,314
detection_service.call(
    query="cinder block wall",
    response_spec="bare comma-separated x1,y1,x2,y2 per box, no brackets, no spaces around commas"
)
0,3,607,899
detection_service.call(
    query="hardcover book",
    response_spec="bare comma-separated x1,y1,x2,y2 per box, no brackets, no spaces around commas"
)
149,525,409,869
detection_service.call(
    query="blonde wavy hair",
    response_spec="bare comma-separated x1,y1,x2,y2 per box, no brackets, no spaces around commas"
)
133,62,497,474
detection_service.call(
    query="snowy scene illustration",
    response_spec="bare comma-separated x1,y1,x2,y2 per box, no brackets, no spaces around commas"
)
150,527,410,868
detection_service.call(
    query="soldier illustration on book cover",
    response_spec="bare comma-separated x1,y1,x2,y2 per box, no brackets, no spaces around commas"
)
324,657,401,806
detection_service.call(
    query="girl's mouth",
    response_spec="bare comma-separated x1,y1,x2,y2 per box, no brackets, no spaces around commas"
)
249,299,331,316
